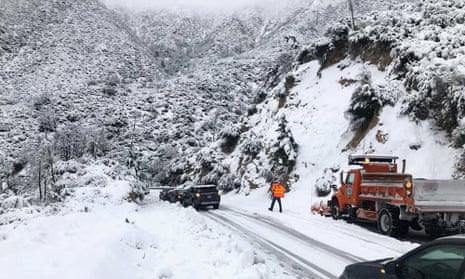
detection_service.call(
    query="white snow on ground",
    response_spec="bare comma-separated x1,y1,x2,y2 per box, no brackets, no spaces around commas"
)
0,185,418,279
0,187,417,279
0,60,460,278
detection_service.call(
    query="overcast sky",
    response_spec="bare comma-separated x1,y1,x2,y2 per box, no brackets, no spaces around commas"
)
101,0,296,12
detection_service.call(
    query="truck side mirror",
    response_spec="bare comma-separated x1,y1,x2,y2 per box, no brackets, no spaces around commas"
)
339,171,344,185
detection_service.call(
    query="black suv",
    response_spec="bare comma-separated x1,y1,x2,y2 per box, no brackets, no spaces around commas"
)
339,235,465,279
180,185,221,209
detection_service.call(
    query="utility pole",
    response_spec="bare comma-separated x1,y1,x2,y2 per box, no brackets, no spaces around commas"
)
348,0,355,29
38,159,42,201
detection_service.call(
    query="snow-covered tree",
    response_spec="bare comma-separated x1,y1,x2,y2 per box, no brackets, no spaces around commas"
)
53,125,87,161
270,115,298,179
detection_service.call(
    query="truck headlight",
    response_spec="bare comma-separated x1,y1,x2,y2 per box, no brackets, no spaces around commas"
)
195,193,200,198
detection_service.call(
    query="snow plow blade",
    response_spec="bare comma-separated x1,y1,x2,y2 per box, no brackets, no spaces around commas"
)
311,201,331,216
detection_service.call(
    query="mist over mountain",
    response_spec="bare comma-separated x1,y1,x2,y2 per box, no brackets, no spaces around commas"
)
102,0,307,13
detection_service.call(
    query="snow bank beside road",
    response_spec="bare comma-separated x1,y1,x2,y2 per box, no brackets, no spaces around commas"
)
0,189,293,279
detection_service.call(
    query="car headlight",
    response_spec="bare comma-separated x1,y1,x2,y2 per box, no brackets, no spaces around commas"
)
195,193,200,198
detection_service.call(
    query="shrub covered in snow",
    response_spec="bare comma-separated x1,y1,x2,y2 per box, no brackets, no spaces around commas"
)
0,194,32,210
270,115,298,178
348,0,465,137
314,166,340,197
241,138,263,159
347,70,397,123
219,125,241,154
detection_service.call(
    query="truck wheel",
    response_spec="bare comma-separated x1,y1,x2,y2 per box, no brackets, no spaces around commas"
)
378,208,409,237
331,199,341,220
377,208,393,235
345,205,357,222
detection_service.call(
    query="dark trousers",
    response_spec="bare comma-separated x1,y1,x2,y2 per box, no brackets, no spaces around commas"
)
269,197,282,212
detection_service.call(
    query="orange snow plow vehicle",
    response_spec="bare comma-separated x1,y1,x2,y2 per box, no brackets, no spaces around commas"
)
320,155,465,237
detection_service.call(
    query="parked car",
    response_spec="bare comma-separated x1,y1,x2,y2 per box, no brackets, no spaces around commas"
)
180,184,221,209
159,188,170,201
159,186,188,203
339,235,465,279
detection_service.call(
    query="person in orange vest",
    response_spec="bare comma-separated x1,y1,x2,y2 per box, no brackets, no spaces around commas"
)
268,179,285,212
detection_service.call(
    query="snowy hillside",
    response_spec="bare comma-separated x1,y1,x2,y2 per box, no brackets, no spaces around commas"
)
219,0,465,197
1,0,412,204
227,57,458,206
1,0,464,228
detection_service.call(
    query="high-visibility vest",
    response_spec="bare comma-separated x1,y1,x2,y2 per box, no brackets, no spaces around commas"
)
272,182,285,198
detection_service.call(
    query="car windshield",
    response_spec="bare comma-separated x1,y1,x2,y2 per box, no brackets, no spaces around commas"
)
400,244,465,279
195,186,217,193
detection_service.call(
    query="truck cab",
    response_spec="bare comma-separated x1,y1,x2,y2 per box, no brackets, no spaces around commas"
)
330,155,402,220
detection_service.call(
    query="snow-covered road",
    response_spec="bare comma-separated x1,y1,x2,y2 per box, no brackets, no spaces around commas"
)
208,198,422,278
206,206,363,279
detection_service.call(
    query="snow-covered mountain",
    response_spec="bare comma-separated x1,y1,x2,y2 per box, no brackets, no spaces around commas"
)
2,0,465,211
0,0,352,198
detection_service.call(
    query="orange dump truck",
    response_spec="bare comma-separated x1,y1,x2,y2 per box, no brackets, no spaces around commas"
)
328,155,465,237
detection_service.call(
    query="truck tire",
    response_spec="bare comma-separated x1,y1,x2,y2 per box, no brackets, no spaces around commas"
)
377,208,394,235
331,198,341,220
377,208,409,237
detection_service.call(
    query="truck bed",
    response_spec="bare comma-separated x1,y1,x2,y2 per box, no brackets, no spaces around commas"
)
413,179,465,212
358,172,411,202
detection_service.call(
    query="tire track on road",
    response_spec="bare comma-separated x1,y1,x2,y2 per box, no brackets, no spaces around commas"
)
205,211,337,279
221,207,365,263
262,208,424,254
